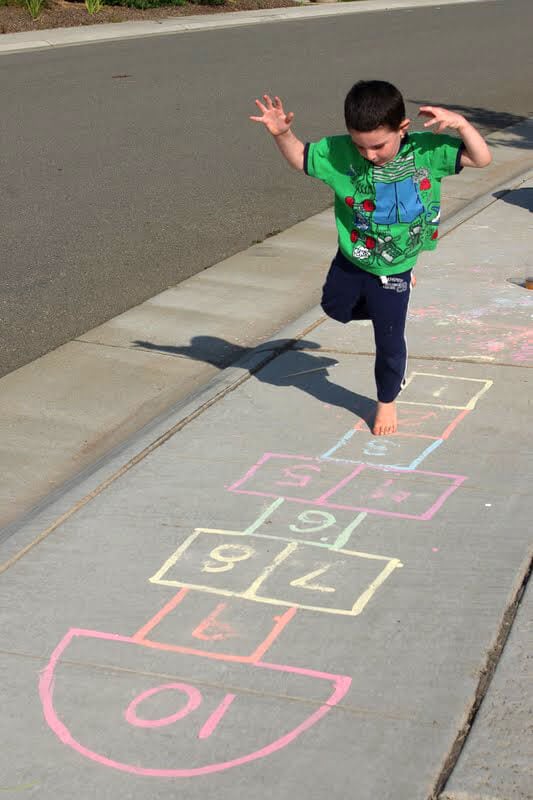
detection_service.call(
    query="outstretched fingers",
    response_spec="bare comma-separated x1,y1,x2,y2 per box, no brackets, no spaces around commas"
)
249,97,270,123
249,93,293,132
249,94,276,123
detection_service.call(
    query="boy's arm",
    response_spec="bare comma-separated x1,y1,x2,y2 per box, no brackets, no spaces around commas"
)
250,94,305,171
419,106,492,168
272,129,305,171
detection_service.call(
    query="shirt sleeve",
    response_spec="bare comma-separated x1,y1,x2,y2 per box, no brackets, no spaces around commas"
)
427,133,465,179
304,137,336,186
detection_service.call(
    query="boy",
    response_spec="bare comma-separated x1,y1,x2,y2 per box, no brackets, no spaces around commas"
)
250,80,491,435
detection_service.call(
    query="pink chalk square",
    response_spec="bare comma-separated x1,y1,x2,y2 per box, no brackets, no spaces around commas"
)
323,463,466,519
353,406,470,440
228,454,466,520
228,453,359,505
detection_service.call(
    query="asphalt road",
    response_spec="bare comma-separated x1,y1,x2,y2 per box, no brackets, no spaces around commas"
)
1,0,532,377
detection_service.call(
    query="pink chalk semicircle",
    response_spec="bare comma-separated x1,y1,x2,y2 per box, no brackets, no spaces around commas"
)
39,629,351,778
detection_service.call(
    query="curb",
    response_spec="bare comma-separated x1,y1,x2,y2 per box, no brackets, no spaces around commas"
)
439,166,533,238
0,0,495,56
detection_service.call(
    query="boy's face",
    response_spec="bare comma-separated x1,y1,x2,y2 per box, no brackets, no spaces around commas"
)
348,120,410,166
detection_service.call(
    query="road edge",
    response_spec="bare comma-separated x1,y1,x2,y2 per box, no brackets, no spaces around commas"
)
0,0,498,56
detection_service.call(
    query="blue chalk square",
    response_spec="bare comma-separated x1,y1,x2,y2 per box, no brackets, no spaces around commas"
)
321,429,443,470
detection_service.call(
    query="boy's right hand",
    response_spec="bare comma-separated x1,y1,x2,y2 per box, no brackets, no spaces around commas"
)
250,94,294,136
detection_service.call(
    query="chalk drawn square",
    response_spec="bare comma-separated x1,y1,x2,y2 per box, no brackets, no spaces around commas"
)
228,453,359,505
322,464,467,520
353,406,470,440
248,541,402,616
245,498,366,549
399,372,492,410
228,454,466,521
136,590,295,662
321,429,443,470
150,530,286,596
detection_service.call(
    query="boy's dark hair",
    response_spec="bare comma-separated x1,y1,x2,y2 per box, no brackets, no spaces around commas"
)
344,80,406,132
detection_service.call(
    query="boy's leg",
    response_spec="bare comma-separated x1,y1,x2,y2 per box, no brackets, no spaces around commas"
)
364,270,412,435
321,250,365,323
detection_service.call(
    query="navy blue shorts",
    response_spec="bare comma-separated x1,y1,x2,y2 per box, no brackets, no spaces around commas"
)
321,250,412,403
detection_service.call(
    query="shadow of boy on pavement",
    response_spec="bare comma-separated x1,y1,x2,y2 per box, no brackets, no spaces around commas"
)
132,336,375,429
493,187,533,212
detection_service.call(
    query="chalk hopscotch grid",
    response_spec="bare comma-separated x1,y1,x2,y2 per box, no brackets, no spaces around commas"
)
38,360,494,779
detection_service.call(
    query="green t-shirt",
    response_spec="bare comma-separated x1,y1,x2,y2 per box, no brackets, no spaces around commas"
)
304,132,464,275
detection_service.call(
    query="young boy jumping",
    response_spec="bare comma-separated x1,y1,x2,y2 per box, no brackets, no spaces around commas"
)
250,80,491,435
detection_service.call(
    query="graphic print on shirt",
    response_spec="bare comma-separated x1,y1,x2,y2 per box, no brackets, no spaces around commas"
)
372,151,424,225
346,155,440,267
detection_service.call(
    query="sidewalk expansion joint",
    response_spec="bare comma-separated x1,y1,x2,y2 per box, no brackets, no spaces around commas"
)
0,316,325,573
431,552,533,800
74,338,196,361
310,348,533,369
0,646,431,725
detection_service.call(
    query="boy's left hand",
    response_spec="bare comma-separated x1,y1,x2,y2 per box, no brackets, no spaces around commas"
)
418,106,466,133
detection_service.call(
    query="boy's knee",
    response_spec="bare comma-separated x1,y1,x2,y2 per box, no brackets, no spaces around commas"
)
320,297,352,324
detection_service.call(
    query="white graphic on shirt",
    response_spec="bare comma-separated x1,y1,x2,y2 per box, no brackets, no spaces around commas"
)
353,246,371,260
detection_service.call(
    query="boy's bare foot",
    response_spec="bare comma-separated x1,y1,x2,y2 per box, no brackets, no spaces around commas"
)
372,401,397,435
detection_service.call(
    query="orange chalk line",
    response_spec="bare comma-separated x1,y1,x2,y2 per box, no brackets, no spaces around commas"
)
132,585,297,663
132,588,189,642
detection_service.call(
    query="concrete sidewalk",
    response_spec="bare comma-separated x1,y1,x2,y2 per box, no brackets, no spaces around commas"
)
0,174,531,796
